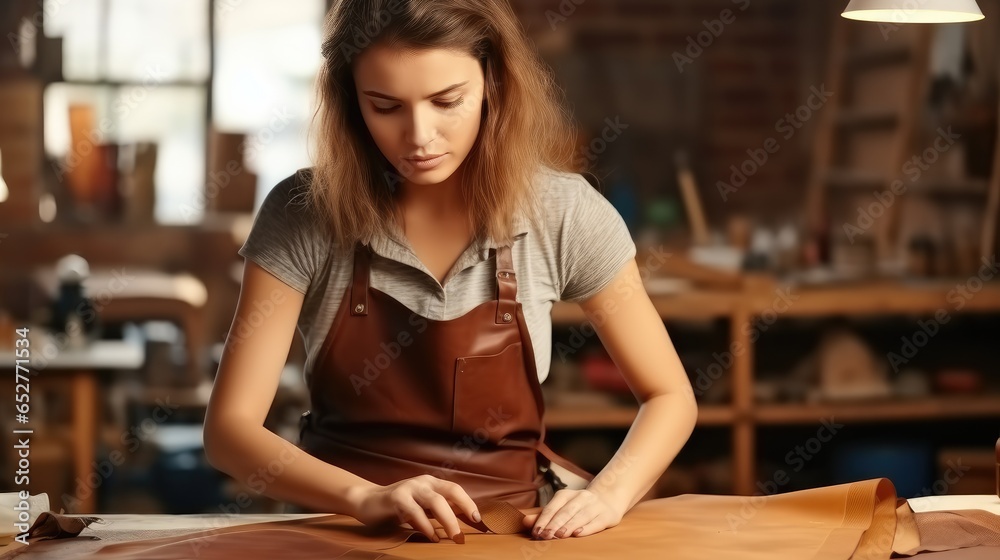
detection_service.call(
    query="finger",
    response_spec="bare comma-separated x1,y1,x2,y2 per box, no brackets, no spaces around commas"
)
531,490,573,538
571,515,609,537
554,507,599,539
419,492,465,544
540,495,588,538
397,501,439,543
435,480,481,524
522,513,539,529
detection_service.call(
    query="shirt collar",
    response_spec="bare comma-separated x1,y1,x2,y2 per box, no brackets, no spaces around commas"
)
368,210,529,264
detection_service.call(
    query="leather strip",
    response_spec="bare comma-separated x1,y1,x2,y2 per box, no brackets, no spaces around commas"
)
350,242,370,316
494,246,517,324
893,499,1000,556
8,479,1000,559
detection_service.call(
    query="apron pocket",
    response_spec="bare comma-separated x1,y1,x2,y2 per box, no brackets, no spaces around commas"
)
453,341,537,436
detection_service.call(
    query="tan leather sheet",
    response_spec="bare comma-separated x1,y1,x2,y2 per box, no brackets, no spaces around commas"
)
4,478,999,560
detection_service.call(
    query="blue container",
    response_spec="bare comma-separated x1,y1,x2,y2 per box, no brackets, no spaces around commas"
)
832,441,934,498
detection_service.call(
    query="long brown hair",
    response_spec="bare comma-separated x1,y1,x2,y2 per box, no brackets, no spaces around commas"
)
306,0,581,257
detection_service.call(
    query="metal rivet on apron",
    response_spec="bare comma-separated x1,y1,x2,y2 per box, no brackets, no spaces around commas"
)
354,303,365,313
502,312,512,322
499,271,509,278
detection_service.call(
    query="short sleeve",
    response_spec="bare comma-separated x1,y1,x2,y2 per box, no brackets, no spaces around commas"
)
558,177,637,303
238,171,324,294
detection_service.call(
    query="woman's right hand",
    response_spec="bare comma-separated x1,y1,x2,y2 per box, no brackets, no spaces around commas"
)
350,475,482,543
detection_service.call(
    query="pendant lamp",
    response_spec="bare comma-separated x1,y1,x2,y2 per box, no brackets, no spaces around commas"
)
842,0,984,23
0,148,8,204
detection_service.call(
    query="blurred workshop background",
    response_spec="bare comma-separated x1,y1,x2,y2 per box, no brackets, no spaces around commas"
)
1,0,999,515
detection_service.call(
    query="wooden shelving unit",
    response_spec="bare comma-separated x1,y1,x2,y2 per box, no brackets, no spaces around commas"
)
545,404,735,429
546,277,1000,495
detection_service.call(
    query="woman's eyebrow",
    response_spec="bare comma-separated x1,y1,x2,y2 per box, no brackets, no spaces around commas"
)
363,81,469,101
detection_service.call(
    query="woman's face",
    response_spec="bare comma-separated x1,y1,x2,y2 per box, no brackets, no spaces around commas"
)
353,44,485,189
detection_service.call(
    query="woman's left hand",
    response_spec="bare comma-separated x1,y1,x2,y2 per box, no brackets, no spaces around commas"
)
522,488,624,539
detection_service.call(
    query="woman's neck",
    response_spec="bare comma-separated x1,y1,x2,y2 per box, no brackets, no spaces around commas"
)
396,176,466,221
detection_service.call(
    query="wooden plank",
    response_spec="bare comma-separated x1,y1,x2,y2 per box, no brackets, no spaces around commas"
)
545,404,734,429
731,305,755,496
756,397,1000,425
747,281,1000,317
551,291,741,324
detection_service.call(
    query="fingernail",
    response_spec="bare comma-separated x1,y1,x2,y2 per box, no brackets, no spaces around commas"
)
572,528,583,536
555,528,566,538
453,533,465,544
432,534,440,543
472,511,481,523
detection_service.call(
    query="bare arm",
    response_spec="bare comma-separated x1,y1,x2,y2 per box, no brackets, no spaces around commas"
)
529,258,698,538
203,260,376,516
577,259,698,513
204,261,480,543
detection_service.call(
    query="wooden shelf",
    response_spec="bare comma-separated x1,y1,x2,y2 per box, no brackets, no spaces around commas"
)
551,290,741,324
755,396,1000,425
553,280,1000,324
749,281,1000,317
545,404,734,429
847,44,911,68
549,275,1000,495
835,108,898,130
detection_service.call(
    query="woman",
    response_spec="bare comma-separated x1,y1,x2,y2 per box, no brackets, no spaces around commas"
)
204,0,697,545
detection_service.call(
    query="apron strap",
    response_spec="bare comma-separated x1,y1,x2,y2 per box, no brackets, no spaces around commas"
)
537,439,596,483
494,245,517,324
350,242,371,316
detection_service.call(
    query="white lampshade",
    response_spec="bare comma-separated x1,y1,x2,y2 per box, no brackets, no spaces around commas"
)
843,0,984,23
0,148,8,204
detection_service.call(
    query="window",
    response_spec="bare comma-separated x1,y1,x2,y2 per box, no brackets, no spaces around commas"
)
41,0,324,224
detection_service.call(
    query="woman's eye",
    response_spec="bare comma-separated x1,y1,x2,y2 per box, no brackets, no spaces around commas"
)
436,98,464,109
371,98,464,114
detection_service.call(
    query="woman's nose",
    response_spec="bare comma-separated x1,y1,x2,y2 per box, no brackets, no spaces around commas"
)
405,106,438,149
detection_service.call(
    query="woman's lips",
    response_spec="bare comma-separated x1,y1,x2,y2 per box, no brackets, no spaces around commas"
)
403,153,447,170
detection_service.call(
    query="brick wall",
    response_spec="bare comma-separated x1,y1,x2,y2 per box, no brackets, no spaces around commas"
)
511,0,831,227
0,0,43,228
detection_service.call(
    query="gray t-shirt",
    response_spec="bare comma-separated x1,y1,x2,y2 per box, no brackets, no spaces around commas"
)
238,166,636,384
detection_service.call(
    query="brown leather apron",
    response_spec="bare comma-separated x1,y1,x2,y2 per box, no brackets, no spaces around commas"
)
297,241,593,510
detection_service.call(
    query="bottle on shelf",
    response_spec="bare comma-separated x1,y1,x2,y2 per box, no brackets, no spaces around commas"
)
995,433,999,499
